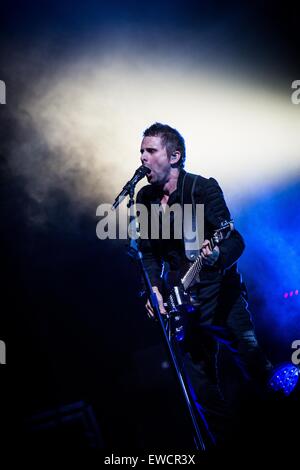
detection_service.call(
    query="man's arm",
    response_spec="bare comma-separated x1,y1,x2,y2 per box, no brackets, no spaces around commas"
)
203,177,245,270
136,187,166,316
136,186,163,289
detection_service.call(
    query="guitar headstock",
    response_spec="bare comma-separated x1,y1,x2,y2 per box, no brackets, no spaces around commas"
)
212,220,234,245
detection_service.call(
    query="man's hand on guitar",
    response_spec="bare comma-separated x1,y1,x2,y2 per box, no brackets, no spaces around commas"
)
145,286,167,318
201,239,220,266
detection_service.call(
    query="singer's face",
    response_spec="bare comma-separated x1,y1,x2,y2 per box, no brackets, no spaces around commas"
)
140,136,171,185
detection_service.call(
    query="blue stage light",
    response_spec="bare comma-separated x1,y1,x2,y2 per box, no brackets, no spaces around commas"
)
268,363,300,396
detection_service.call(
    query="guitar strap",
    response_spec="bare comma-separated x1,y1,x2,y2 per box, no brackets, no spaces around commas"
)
181,172,202,261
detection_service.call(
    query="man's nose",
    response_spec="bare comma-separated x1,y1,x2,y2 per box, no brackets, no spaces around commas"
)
141,153,148,164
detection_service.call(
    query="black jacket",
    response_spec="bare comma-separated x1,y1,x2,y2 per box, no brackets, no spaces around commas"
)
136,169,245,290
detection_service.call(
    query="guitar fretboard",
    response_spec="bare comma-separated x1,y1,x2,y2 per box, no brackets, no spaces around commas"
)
181,238,216,290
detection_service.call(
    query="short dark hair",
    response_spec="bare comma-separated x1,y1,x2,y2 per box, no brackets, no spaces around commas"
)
143,122,186,168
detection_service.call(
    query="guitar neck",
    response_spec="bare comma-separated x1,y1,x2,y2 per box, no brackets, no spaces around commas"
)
180,221,232,291
181,236,215,291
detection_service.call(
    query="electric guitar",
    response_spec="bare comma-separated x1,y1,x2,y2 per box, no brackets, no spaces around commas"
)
163,220,233,341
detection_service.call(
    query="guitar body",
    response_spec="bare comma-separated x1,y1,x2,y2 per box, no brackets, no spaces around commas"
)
163,267,192,310
162,220,233,342
163,267,196,342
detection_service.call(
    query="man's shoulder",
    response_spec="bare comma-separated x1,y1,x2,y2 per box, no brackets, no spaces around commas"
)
185,172,220,197
185,171,217,186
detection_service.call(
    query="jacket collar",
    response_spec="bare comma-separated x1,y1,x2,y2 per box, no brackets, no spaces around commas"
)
147,168,186,204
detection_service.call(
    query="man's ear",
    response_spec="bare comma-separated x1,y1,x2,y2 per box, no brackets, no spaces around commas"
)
170,150,181,167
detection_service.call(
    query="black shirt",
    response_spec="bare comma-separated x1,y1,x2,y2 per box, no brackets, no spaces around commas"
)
136,169,245,290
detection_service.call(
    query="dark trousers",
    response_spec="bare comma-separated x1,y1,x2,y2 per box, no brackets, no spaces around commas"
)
179,277,273,444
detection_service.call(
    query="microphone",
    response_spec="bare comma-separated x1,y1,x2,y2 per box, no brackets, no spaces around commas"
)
111,165,151,210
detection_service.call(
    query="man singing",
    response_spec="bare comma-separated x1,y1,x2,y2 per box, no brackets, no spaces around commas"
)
136,122,272,444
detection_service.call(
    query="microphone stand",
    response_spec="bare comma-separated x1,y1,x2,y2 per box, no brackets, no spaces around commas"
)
123,182,209,451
